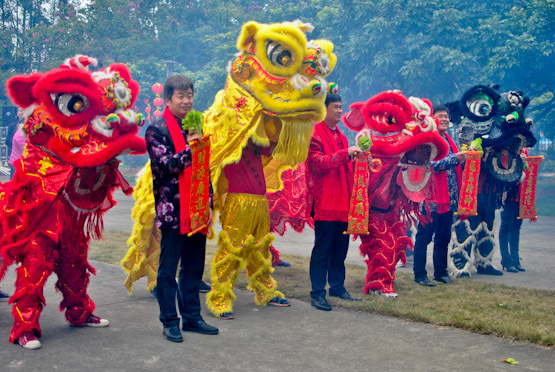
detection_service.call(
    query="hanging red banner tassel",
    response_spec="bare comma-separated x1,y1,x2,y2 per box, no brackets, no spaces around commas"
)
186,135,211,236
456,150,482,217
518,155,543,220
344,152,370,235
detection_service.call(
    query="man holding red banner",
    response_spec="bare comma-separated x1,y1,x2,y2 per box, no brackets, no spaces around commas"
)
307,93,362,311
413,106,466,287
145,75,218,343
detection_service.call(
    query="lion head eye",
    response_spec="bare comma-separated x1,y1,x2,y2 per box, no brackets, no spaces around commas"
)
266,40,293,67
52,93,89,116
466,93,494,118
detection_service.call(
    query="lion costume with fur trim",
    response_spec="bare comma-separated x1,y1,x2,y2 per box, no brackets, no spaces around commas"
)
446,85,536,277
205,20,336,315
0,56,146,345
343,91,448,297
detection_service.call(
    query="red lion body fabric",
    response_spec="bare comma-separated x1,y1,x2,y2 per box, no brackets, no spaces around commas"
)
0,56,146,343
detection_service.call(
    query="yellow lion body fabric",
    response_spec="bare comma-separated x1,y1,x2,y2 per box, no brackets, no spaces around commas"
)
122,21,337,316
121,162,159,294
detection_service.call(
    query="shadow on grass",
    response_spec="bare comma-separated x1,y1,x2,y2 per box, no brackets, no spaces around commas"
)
90,231,555,348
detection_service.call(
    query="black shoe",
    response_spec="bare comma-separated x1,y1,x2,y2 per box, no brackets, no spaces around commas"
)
182,319,219,335
414,277,437,287
330,292,361,301
163,325,183,342
434,275,452,284
199,281,211,293
311,296,332,311
476,265,503,276
502,263,518,273
514,263,526,272
0,289,10,299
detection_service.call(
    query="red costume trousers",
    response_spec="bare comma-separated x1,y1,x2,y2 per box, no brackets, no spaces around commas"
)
8,210,96,343
359,210,412,294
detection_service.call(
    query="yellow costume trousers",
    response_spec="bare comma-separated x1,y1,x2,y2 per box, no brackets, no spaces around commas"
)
206,193,284,315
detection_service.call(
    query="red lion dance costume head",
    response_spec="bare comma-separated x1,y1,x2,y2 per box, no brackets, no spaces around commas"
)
0,55,146,349
344,91,448,297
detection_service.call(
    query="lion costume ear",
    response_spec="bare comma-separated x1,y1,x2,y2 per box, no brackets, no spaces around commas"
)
343,102,366,131
6,73,42,108
109,63,140,107
237,21,261,50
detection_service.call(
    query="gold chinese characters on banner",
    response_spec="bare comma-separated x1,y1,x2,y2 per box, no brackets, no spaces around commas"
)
345,152,370,235
456,150,482,217
185,135,211,236
518,155,543,219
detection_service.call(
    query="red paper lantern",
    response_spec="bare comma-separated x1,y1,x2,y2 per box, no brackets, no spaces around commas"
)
145,106,151,114
151,83,163,95
153,109,163,118
153,97,164,107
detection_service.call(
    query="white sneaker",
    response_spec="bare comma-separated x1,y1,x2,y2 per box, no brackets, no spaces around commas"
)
370,290,398,299
18,332,41,350
83,314,110,327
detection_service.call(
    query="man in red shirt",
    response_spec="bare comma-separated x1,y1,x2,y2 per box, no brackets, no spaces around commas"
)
306,94,362,311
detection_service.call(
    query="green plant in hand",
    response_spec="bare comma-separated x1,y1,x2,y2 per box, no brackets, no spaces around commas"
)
469,138,483,153
358,136,372,152
181,110,204,135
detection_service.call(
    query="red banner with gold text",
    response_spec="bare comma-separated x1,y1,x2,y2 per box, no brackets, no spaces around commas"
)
456,151,482,217
183,135,211,236
344,152,370,235
518,155,543,220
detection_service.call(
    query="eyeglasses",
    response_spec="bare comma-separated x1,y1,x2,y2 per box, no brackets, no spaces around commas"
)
436,114,450,119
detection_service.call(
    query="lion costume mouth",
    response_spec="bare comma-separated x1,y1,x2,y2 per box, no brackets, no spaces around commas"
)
397,144,434,202
485,149,523,184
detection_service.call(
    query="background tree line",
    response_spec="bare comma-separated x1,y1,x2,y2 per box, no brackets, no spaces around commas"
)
1,0,554,141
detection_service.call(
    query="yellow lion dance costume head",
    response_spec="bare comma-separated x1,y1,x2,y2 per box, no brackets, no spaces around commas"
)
205,19,337,208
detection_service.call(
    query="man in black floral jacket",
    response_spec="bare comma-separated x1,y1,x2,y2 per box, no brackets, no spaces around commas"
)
146,75,218,342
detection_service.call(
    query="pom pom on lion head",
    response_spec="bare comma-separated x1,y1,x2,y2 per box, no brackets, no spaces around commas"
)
6,55,146,168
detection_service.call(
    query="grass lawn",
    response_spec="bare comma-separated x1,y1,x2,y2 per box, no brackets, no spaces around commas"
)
90,231,555,348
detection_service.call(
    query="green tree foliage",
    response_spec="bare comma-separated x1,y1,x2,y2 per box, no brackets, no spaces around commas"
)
1,0,553,139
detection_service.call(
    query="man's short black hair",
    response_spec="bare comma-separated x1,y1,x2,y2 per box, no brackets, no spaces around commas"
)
434,105,449,115
164,75,194,101
325,93,342,107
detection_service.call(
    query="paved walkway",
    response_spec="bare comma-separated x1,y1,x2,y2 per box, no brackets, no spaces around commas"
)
1,263,553,371
1,190,553,371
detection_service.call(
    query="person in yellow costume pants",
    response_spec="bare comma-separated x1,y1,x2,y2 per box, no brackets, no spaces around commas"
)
204,20,337,319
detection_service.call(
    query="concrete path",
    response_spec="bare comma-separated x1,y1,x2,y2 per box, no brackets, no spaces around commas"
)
0,263,553,371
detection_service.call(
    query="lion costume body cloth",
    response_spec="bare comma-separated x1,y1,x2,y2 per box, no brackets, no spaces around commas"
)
344,91,449,295
445,86,536,277
203,21,337,315
0,56,146,343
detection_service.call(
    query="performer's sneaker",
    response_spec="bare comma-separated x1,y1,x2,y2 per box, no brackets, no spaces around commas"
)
83,314,110,327
276,259,291,267
217,312,234,320
268,297,290,307
370,290,398,299
17,332,41,350
199,280,211,293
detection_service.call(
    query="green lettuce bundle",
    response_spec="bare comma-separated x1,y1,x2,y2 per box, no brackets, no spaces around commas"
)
181,110,204,134
358,136,372,152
